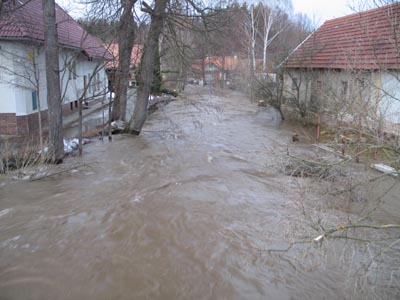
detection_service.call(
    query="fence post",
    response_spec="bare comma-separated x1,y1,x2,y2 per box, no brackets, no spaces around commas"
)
316,113,321,143
341,135,346,157
374,125,381,161
356,116,362,163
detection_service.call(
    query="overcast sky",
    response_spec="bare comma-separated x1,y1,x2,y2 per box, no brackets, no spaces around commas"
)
58,0,357,26
292,0,354,25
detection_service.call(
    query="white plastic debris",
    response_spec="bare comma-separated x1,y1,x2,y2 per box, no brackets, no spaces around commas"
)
111,120,126,131
371,163,398,177
64,139,78,153
38,138,90,155
314,235,324,242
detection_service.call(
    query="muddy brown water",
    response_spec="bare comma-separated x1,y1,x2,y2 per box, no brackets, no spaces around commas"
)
0,86,399,299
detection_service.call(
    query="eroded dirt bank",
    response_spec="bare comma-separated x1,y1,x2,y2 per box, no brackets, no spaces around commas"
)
0,85,399,299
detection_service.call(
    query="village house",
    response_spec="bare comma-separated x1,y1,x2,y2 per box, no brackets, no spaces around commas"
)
282,3,400,125
106,43,143,90
0,0,112,135
191,55,246,87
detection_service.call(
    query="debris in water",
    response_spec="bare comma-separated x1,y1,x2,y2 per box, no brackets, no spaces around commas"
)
371,163,398,176
314,235,324,242
38,138,90,154
0,208,12,218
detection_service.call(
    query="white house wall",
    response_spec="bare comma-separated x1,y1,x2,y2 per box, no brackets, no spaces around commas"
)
59,50,108,106
0,41,108,116
0,41,46,116
380,71,400,124
0,41,20,113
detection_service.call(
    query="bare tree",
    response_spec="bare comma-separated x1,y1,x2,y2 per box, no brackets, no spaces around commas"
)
42,0,63,163
82,0,140,122
248,4,258,74
259,2,289,73
112,0,137,121
130,0,169,135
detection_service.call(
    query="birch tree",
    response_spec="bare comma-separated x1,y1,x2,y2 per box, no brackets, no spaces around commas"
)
259,3,289,73
249,4,258,74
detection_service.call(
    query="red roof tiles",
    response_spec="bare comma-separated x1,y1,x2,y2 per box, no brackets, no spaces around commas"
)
106,43,143,69
205,56,240,71
0,0,112,60
285,3,400,70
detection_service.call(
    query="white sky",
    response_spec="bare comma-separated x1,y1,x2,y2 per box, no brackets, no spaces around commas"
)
292,0,354,25
58,0,357,26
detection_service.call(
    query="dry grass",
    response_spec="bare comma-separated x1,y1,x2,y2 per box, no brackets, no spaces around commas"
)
0,138,45,174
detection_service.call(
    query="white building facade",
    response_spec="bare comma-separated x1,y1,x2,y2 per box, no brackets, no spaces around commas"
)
0,0,112,135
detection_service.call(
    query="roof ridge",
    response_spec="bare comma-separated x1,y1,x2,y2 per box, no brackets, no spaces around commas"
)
285,2,400,70
323,2,400,24
0,0,112,60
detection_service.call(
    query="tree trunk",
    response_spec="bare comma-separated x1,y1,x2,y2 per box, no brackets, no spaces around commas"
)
32,49,43,152
201,54,206,86
78,76,86,156
42,0,63,163
250,6,257,74
36,90,43,151
262,9,273,73
112,0,137,121
220,55,225,89
130,0,169,135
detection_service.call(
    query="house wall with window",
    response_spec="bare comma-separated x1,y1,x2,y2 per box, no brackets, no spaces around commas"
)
0,41,108,135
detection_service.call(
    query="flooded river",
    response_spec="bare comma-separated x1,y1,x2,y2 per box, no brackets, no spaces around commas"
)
0,86,399,299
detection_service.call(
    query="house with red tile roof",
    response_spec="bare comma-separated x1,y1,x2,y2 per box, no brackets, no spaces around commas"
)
0,0,113,135
282,3,400,124
191,55,248,86
106,43,143,89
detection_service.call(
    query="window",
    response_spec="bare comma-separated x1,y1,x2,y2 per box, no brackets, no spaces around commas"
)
96,73,101,91
92,74,97,92
83,75,88,96
88,73,91,93
32,91,37,110
341,81,348,97
291,78,298,91
68,60,77,80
